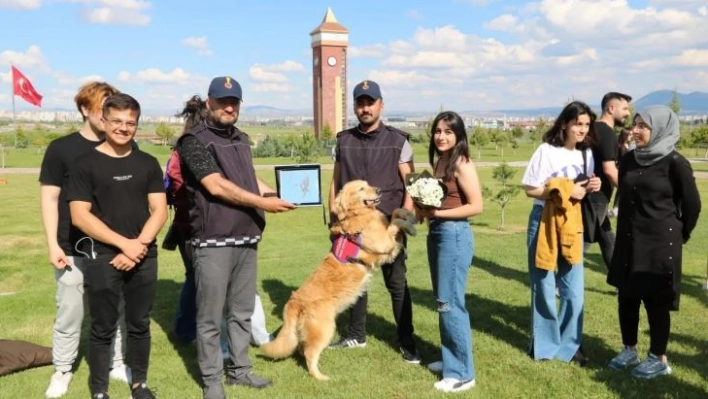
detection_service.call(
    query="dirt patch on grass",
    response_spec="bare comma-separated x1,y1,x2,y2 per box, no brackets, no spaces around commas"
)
0,236,37,251
473,224,527,234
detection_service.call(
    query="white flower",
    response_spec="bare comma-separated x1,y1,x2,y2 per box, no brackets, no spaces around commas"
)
406,177,444,208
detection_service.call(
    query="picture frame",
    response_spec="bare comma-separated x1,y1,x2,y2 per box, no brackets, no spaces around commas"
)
274,164,323,207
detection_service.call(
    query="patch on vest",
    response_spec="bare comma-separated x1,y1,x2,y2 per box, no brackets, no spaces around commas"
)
331,234,361,263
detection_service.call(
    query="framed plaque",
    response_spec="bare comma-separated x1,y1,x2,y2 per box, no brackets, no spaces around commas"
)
274,164,322,207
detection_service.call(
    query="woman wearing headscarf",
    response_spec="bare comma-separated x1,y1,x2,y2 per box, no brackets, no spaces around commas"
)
607,105,701,378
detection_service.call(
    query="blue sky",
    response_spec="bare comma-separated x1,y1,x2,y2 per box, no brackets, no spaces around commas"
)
1,0,707,115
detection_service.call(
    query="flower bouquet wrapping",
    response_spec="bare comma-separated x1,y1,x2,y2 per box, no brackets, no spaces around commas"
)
405,170,447,209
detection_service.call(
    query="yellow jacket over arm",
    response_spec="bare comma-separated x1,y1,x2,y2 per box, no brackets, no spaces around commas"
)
535,177,584,271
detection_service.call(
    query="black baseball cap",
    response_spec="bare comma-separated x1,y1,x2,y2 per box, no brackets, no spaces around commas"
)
208,76,242,100
353,80,382,101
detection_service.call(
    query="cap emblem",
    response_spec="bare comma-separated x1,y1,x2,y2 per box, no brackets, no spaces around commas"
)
224,77,232,89
362,81,369,90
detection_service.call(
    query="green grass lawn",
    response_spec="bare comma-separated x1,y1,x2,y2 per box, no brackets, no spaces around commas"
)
0,169,707,398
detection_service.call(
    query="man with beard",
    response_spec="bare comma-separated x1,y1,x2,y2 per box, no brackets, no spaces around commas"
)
177,76,294,399
328,80,421,364
39,82,131,398
587,92,632,269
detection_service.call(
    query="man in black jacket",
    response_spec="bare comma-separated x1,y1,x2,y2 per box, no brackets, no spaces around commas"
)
328,80,421,364
178,77,294,399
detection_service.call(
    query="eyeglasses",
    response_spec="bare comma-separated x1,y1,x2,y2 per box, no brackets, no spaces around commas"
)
104,118,138,130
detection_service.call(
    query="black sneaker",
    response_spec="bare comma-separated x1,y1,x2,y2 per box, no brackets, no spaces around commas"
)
226,372,272,389
328,336,366,349
131,382,156,399
400,345,422,364
92,394,110,399
571,346,588,367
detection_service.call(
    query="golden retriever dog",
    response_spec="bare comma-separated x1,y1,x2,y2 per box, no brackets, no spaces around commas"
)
259,180,416,380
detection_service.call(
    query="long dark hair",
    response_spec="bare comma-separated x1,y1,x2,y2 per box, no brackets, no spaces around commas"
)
428,111,470,181
175,95,208,133
542,101,596,150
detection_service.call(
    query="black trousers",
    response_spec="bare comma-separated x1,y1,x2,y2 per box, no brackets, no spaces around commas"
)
85,255,158,394
618,295,671,356
586,195,616,269
344,247,415,347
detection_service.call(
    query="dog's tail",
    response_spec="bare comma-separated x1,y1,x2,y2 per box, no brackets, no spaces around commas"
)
259,300,300,359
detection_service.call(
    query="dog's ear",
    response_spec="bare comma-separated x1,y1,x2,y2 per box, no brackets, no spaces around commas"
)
334,192,347,221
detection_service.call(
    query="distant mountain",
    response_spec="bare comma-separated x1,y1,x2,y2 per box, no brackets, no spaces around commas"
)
242,105,308,118
632,90,708,114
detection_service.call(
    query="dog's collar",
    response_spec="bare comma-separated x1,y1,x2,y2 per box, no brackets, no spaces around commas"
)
345,257,368,266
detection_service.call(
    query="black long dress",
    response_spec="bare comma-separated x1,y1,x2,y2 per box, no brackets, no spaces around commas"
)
608,151,701,310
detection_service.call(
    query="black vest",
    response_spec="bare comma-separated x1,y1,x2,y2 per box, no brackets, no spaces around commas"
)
180,123,265,246
336,124,409,217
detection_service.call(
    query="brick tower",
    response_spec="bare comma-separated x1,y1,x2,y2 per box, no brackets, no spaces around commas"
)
310,8,348,139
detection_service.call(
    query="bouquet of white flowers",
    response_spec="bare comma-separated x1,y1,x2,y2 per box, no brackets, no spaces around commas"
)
405,170,447,209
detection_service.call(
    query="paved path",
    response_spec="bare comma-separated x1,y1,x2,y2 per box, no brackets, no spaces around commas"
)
3,160,708,179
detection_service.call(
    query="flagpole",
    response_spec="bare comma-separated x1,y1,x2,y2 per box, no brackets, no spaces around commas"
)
10,64,16,122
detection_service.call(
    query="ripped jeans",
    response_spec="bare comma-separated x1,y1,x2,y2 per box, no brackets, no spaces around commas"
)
427,218,475,382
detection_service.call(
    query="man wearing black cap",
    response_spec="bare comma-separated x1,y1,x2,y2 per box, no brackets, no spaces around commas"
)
328,80,421,364
177,76,295,399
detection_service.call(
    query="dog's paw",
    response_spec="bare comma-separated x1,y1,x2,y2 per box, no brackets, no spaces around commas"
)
392,217,417,236
392,208,416,224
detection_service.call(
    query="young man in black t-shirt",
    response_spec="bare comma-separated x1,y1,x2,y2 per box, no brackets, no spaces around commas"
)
588,92,632,269
39,82,132,398
68,93,167,399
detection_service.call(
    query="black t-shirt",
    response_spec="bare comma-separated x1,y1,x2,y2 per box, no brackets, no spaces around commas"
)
39,132,102,254
591,121,619,201
67,149,164,256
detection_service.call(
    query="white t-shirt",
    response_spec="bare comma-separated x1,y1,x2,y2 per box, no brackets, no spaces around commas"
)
521,143,595,206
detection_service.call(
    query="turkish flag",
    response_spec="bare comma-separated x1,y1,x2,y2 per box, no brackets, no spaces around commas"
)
12,66,43,107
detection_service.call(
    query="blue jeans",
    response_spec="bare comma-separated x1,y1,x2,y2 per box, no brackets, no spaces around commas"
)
527,205,584,362
427,219,475,381
174,234,271,346
175,232,197,343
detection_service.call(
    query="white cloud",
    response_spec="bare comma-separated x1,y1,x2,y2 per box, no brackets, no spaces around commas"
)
335,1,708,111
59,0,150,11
699,6,707,16
59,0,152,25
0,0,40,9
0,45,48,70
52,71,104,86
117,68,198,85
349,44,387,58
672,49,708,66
183,36,213,57
484,14,518,31
82,7,149,25
268,60,306,73
248,61,305,84
249,66,287,83
250,83,291,93
413,26,467,51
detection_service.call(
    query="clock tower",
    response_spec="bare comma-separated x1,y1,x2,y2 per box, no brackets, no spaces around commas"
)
310,8,348,139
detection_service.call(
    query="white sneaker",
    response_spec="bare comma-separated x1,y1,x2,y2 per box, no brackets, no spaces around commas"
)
45,371,73,398
109,364,132,384
434,377,475,393
427,361,443,373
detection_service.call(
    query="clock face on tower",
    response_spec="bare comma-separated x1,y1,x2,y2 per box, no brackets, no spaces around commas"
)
327,56,337,67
